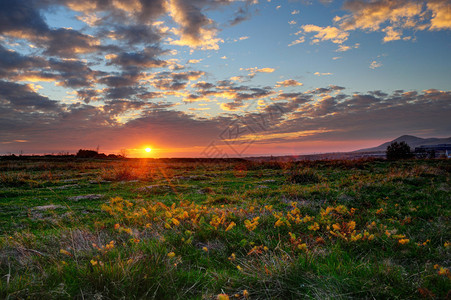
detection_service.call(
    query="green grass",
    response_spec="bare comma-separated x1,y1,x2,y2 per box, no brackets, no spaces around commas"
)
0,158,450,299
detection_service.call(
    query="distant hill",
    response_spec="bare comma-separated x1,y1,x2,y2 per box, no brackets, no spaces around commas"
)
355,135,451,152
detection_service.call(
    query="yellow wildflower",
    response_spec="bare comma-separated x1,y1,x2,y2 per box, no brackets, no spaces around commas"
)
225,221,236,232
167,252,176,258
274,219,284,227
59,249,72,256
308,222,319,231
243,290,249,298
332,223,341,231
298,243,308,251
90,260,98,266
335,205,348,214
217,294,230,300
438,267,450,277
398,239,409,245
392,234,406,239
244,217,259,231
347,221,356,231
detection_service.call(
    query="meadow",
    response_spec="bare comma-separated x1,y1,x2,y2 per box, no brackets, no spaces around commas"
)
0,157,449,299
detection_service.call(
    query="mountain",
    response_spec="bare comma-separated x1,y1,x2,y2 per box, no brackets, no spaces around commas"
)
355,135,451,152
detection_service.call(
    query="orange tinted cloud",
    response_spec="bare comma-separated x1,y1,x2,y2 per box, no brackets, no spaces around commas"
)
167,0,223,50
275,79,303,87
428,1,451,30
302,24,349,44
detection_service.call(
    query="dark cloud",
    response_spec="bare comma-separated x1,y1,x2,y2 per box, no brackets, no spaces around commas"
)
106,47,167,69
151,71,205,91
104,86,145,100
109,24,162,45
42,28,101,58
49,58,101,88
103,99,148,115
170,0,213,40
0,0,49,36
229,5,252,26
309,85,345,94
193,81,215,90
184,94,204,102
0,45,46,77
0,80,59,110
76,89,100,103
98,72,141,88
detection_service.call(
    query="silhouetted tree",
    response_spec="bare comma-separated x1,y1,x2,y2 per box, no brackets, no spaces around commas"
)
386,141,413,160
76,149,98,158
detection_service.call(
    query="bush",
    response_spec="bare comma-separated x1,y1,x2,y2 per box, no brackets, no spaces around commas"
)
386,141,413,160
288,169,321,184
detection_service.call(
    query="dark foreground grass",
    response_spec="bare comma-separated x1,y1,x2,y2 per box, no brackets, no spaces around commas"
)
0,158,450,299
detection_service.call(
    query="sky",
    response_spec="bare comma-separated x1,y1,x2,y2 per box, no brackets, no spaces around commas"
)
0,0,450,158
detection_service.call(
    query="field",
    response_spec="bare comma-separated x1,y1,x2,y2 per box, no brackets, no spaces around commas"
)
0,158,450,299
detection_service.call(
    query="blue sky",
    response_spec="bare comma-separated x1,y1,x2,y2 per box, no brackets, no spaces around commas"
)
0,0,450,157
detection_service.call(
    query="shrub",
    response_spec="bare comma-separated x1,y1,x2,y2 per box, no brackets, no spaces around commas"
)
386,141,413,160
288,169,321,184
76,149,99,158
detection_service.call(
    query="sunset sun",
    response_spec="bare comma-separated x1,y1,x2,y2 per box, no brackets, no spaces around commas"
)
145,148,152,153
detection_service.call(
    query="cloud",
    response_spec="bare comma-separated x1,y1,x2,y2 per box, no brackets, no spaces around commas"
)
42,28,103,58
150,71,205,91
187,59,203,64
0,0,49,38
106,47,167,69
167,0,223,50
288,36,305,46
107,25,162,46
314,72,333,76
0,45,47,78
428,1,451,30
242,67,276,78
297,0,451,47
1,79,450,155
229,5,253,26
369,61,382,69
301,24,349,44
275,79,303,87
338,0,451,42
0,80,59,111
291,10,300,15
339,0,423,32
335,43,359,52
382,26,402,42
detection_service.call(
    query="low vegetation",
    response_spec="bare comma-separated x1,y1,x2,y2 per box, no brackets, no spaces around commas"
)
0,158,449,299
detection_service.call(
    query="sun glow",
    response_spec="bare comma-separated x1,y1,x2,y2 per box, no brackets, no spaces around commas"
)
145,148,152,153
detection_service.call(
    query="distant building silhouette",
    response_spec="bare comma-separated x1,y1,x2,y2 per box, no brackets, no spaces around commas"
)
414,144,451,158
